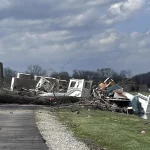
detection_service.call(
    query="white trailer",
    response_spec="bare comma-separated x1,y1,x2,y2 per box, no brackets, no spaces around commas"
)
40,79,93,98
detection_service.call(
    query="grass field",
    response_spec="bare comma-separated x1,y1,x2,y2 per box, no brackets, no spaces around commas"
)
130,92,150,96
54,108,150,150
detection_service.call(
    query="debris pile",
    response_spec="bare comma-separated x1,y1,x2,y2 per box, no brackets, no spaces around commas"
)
0,71,133,114
86,78,132,113
0,72,79,105
0,64,149,115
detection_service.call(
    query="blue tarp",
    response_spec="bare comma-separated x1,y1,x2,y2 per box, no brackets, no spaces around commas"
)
105,84,122,96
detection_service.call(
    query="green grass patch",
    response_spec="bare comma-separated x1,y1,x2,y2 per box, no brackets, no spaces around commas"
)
130,92,150,96
53,108,150,150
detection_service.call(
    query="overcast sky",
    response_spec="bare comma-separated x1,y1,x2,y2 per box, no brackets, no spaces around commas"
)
0,0,150,75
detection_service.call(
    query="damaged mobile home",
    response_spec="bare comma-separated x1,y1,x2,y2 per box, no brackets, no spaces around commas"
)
11,73,61,92
40,78,92,97
11,73,93,98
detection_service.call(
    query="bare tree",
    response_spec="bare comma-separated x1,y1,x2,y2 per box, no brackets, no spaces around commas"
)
50,71,70,81
3,67,17,84
120,70,132,79
97,68,118,80
26,65,47,76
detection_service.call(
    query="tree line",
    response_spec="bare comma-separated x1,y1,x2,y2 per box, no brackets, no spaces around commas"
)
3,65,150,92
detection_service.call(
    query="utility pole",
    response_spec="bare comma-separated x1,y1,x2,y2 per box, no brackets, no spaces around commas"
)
0,62,3,87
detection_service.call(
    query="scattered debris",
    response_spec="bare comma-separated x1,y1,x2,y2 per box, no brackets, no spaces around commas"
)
0,66,149,115
90,78,132,113
91,78,150,115
1,72,133,114
141,130,146,134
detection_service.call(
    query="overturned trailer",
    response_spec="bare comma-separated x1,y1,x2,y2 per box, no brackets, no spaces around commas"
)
115,92,150,114
127,93,150,114
137,93,150,113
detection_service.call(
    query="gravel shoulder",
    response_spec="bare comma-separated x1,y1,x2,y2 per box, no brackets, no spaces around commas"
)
35,109,89,150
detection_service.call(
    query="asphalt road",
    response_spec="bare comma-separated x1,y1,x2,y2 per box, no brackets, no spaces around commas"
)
0,105,49,150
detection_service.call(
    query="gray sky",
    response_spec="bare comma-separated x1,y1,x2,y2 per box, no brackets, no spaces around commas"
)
0,0,150,75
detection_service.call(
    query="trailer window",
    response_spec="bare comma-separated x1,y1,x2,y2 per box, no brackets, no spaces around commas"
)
84,82,91,89
70,81,76,87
